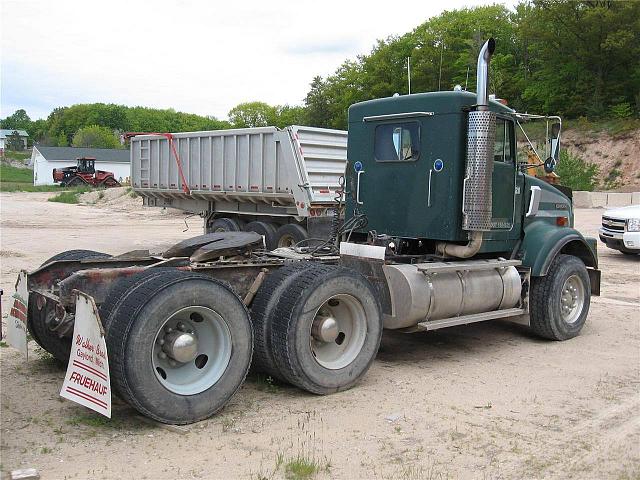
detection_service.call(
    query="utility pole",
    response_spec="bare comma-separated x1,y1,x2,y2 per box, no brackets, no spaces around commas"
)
438,39,444,91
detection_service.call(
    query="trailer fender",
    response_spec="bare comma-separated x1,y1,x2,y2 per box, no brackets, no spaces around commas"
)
519,222,598,277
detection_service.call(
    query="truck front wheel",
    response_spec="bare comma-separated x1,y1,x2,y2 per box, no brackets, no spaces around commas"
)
530,254,591,341
269,264,382,394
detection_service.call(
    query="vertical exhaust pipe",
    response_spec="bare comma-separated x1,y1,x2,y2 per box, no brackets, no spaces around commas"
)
437,38,496,258
476,38,495,111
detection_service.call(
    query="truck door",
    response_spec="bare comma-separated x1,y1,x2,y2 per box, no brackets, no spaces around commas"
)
491,118,522,237
354,119,430,237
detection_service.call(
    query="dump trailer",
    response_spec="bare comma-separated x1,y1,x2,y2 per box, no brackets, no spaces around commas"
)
130,125,348,249
12,38,601,425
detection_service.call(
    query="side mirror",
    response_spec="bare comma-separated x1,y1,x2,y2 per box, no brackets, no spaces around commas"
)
544,156,556,174
551,122,561,139
549,121,561,162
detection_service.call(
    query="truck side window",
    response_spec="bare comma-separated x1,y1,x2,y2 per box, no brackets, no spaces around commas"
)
494,119,514,163
374,122,420,162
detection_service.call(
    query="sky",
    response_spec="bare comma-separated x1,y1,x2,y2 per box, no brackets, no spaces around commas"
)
1,0,514,121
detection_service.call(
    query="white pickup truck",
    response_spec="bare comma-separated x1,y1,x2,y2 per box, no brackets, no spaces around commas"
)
599,205,640,255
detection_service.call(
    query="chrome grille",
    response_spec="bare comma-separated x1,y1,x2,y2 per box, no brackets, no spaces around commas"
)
602,216,625,232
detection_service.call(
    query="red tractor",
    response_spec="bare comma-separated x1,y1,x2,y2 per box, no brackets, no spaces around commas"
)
53,157,121,187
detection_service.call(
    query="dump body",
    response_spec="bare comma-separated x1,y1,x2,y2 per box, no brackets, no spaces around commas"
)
131,126,347,219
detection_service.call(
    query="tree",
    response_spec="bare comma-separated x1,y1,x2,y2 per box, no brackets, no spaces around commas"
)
0,109,31,131
6,130,25,151
72,125,121,149
228,102,276,128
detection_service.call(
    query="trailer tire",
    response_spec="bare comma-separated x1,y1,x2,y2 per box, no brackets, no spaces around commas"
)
28,249,110,363
530,254,591,341
270,264,382,394
250,262,313,378
275,224,309,248
209,217,244,233
106,271,253,424
244,221,278,250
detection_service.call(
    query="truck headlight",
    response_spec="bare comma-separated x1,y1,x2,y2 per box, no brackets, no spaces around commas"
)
627,218,640,232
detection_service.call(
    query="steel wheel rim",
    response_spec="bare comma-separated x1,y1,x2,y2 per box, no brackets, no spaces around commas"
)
560,274,585,324
152,306,232,395
309,294,368,370
278,234,295,248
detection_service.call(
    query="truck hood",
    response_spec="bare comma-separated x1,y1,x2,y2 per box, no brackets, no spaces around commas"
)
603,204,640,220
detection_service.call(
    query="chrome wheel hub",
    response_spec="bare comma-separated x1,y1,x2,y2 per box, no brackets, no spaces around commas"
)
152,306,232,395
560,275,585,324
309,294,367,370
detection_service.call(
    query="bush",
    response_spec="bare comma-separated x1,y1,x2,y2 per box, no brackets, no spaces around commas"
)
72,125,121,149
609,102,633,119
556,150,599,191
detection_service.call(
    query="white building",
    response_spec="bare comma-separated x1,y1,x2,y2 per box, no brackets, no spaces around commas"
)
0,129,29,150
30,146,130,186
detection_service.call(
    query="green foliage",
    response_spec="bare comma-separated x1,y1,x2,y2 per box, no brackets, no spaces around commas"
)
609,103,633,119
0,109,31,131
72,125,121,149
228,102,307,128
556,150,599,191
0,164,32,183
47,188,91,204
6,130,25,151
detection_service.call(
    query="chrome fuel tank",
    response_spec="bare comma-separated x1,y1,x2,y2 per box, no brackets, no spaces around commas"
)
382,260,522,329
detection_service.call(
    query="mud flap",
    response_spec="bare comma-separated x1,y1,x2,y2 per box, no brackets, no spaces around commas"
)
7,271,29,358
60,291,112,418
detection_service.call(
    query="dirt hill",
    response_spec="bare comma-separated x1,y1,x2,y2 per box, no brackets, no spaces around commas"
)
562,128,640,192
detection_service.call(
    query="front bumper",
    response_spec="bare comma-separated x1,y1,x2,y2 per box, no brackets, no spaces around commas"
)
599,228,640,252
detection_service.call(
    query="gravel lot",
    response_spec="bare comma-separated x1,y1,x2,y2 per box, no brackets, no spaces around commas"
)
1,192,638,480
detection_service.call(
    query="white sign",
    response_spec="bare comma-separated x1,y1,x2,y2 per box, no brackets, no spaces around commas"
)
7,271,29,357
60,292,111,418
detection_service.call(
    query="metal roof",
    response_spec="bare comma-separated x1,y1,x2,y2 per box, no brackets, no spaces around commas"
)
35,146,130,163
0,129,29,138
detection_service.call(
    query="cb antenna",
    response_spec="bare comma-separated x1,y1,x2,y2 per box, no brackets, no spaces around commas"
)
407,57,411,94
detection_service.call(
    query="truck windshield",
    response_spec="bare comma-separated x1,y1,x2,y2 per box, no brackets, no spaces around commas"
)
374,122,420,162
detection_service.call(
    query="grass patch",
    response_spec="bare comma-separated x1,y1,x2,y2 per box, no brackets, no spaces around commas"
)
284,456,326,480
0,182,68,192
48,190,84,203
0,164,33,183
563,117,640,137
3,150,31,161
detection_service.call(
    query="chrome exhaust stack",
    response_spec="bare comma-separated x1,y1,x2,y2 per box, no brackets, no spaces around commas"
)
438,38,496,258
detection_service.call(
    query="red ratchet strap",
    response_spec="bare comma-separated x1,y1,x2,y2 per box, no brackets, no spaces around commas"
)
126,132,190,194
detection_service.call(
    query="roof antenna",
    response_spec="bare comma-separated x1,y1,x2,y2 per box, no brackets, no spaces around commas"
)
406,57,411,94
465,66,470,91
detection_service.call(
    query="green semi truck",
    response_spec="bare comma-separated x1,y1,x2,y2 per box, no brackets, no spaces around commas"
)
15,38,600,424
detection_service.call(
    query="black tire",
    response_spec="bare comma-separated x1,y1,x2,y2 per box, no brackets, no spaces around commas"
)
620,250,638,256
208,217,244,233
530,254,591,341
244,221,278,250
249,262,313,378
106,271,253,424
275,224,309,248
67,176,87,186
28,249,110,362
270,264,382,394
99,269,177,331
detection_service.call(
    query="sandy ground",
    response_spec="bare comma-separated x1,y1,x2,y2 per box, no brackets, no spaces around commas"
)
1,191,639,480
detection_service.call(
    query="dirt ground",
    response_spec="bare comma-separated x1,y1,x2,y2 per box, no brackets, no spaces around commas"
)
1,191,638,480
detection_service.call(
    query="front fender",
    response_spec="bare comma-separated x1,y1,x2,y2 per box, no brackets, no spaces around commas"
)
519,221,598,276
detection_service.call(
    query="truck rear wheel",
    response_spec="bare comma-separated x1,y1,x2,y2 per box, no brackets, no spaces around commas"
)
105,271,253,424
244,221,277,250
29,249,110,362
275,224,309,248
530,254,591,341
209,217,244,233
270,264,382,394
250,262,312,378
